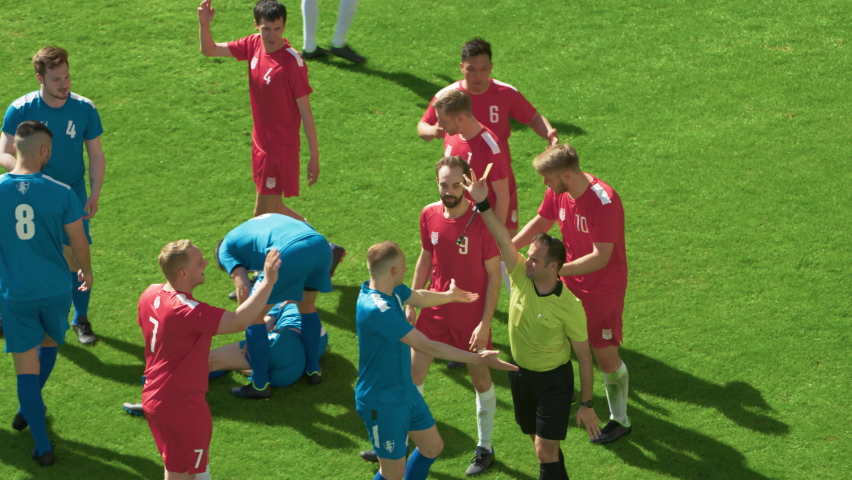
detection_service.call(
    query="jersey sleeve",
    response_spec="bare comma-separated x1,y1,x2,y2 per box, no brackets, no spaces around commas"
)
63,188,86,225
588,201,623,244
419,209,433,253
217,242,241,275
509,89,538,125
228,36,253,62
288,54,313,99
562,302,589,342
83,102,104,141
537,188,558,220
174,299,225,336
487,149,509,182
420,99,438,125
2,103,22,136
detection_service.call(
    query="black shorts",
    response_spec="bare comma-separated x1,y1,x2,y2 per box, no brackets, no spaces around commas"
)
508,361,575,440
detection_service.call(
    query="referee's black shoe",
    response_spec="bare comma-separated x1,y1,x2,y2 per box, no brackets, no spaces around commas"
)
591,419,631,444
230,383,272,399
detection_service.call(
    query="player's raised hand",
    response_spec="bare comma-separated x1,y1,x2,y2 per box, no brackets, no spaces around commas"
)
462,169,489,204
446,278,479,303
198,0,215,24
431,125,446,140
262,248,282,285
576,403,603,440
469,322,490,352
307,153,319,186
475,350,518,371
546,128,559,149
77,269,93,292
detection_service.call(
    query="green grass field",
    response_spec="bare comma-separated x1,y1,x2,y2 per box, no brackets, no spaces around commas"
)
0,0,850,478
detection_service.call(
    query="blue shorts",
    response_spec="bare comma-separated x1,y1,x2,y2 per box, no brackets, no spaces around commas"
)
252,235,333,304
1,292,71,353
62,181,92,246
357,388,435,460
240,328,328,387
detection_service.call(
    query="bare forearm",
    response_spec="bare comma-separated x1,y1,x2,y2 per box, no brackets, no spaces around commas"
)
199,23,217,55
87,152,105,199
412,253,431,291
69,238,92,275
417,121,438,141
559,251,608,277
494,193,508,226
480,272,501,325
0,154,14,172
578,353,594,403
234,281,273,328
406,289,452,309
301,108,319,156
417,338,487,364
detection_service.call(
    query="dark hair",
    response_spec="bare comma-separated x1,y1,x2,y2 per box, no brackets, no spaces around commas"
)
532,232,566,268
32,46,69,78
15,120,53,139
461,37,492,62
435,155,471,179
214,239,225,272
254,0,287,25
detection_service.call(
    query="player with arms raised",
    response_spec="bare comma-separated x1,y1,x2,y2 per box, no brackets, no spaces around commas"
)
198,0,319,220
1,46,106,345
139,241,280,479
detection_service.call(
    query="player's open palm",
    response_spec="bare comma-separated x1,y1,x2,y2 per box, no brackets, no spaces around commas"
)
462,171,489,203
476,350,518,371
576,406,603,440
262,248,282,285
447,278,479,303
198,0,215,24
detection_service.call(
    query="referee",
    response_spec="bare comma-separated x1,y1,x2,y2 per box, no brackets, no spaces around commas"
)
463,170,601,480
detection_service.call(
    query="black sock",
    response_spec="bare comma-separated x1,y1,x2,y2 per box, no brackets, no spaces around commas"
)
540,461,563,480
558,449,569,480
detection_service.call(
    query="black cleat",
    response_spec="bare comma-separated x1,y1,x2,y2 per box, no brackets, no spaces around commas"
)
330,45,366,63
465,446,495,475
122,403,144,416
230,383,272,399
73,317,97,345
12,413,27,431
329,243,346,277
302,47,329,59
308,372,322,386
448,361,466,369
31,446,55,467
591,419,632,444
360,449,378,463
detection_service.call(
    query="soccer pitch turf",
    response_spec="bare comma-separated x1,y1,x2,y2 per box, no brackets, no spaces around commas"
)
0,0,849,478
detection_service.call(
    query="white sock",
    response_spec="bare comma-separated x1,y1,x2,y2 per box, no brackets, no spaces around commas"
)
301,0,319,52
500,261,511,297
196,465,211,480
415,383,424,396
603,362,630,426
475,385,496,450
331,0,359,48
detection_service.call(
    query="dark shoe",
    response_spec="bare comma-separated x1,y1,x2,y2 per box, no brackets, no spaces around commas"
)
31,446,55,467
308,372,322,386
73,317,97,345
230,383,272,399
448,361,466,369
122,403,144,416
329,243,346,277
360,449,378,463
302,47,329,59
465,446,495,475
591,419,631,444
330,45,366,63
13,405,47,431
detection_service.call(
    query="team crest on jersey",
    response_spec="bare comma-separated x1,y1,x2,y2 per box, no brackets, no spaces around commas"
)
383,440,395,453
511,209,518,223
602,329,613,340
16,182,29,195
251,57,259,69
266,177,276,189
430,231,439,245
559,208,566,221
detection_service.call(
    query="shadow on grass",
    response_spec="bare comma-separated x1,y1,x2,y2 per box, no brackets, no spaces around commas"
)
58,336,144,386
319,284,361,335
0,429,161,479
319,59,454,102
208,351,363,449
623,348,789,436
507,118,587,140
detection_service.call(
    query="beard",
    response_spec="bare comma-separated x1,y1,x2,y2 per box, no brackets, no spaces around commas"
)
441,194,464,209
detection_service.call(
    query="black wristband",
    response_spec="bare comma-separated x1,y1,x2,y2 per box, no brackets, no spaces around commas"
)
581,400,594,408
475,198,491,213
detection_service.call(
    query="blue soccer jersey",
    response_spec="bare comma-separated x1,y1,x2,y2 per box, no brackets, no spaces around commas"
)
2,91,104,189
217,214,323,274
355,281,415,410
0,172,84,301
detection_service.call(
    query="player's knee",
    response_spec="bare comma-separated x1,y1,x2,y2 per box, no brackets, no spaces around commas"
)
534,440,559,463
418,437,443,458
593,347,622,374
471,375,492,393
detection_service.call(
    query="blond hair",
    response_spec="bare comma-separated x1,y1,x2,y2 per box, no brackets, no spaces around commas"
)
33,46,69,78
159,239,194,280
532,144,581,174
433,89,472,117
366,241,402,277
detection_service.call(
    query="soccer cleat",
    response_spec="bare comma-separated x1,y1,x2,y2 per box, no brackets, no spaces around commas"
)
590,419,632,444
448,361,466,369
329,243,346,277
308,372,322,386
31,443,55,467
360,449,378,463
12,413,27,431
230,383,272,399
465,446,495,476
228,290,238,300
122,403,144,416
330,45,366,63
73,317,97,345
302,47,329,59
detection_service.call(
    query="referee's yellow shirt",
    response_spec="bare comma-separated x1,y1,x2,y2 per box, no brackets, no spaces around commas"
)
508,259,588,372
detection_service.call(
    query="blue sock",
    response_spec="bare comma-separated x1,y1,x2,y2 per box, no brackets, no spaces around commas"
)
300,312,321,374
17,374,51,455
70,272,90,325
38,346,58,388
244,324,270,390
208,370,228,380
405,447,437,480
373,471,387,480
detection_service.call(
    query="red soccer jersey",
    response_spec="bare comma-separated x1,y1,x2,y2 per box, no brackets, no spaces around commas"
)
228,35,313,152
537,175,628,298
422,79,538,164
139,284,225,414
418,201,500,332
443,125,512,225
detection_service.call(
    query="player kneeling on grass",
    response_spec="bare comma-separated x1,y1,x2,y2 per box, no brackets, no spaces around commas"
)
356,241,518,480
138,241,280,480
